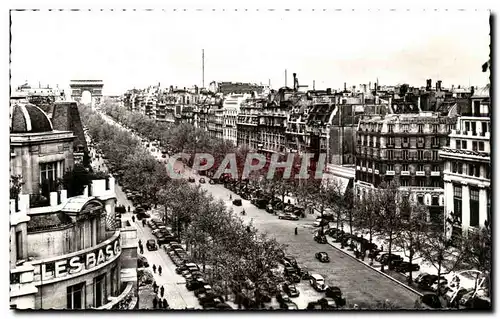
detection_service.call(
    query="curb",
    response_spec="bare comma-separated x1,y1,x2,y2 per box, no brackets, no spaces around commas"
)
327,241,423,297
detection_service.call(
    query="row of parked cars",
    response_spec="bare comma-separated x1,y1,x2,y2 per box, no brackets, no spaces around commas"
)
164,243,232,310
147,218,178,245
280,255,347,310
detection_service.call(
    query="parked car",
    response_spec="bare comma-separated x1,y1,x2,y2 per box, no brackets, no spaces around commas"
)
420,294,443,308
200,294,225,308
265,204,274,214
283,256,298,268
278,212,299,221
431,278,449,293
307,301,323,310
283,283,300,297
146,239,157,251
418,274,444,291
325,287,346,307
394,261,421,273
276,291,290,305
194,284,213,297
137,255,149,268
280,301,298,310
310,274,328,292
379,253,403,265
232,199,242,206
186,278,206,291
315,252,330,263
314,234,327,244
318,297,338,309
136,210,150,220
199,178,206,184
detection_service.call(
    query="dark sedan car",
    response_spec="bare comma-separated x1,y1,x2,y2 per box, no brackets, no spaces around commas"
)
283,282,300,297
314,234,327,244
394,261,420,273
232,199,242,206
315,252,330,262
278,212,299,221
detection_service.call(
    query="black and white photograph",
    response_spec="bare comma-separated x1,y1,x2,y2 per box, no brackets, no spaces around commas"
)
7,4,492,311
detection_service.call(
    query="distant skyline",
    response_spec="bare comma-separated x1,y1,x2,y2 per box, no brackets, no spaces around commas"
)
10,10,490,95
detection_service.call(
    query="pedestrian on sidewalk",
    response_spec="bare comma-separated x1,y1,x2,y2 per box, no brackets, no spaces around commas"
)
152,264,157,274
294,227,298,235
131,215,136,223
142,219,146,227
139,245,144,255
162,298,169,309
153,281,158,293
158,266,162,276
160,286,165,298
152,297,158,309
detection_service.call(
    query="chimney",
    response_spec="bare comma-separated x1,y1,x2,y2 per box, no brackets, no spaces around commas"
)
344,83,347,91
471,86,475,95
326,88,332,95
369,82,372,90
426,79,432,91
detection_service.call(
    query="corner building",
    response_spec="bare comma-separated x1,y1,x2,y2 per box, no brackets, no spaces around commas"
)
440,87,491,239
10,100,138,310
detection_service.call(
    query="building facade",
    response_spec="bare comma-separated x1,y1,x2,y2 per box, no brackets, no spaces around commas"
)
10,101,137,310
355,112,457,223
441,87,491,239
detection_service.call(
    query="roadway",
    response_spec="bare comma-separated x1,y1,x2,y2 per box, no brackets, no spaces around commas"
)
93,107,420,309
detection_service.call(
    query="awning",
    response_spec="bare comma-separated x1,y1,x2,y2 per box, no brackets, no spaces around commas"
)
322,173,353,195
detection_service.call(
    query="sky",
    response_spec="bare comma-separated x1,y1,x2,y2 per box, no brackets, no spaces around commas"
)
10,9,491,95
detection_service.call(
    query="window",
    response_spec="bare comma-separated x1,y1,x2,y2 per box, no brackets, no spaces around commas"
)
453,185,462,218
400,178,409,186
465,122,470,132
417,164,424,171
387,137,394,146
388,124,394,133
403,137,409,144
432,124,439,133
432,150,439,160
418,124,424,133
386,150,393,160
67,282,85,309
432,196,439,206
461,140,467,150
387,164,394,171
456,140,461,150
432,137,440,147
417,195,424,204
474,101,480,115
479,142,485,151
472,141,478,152
470,188,480,227
40,162,58,183
402,164,409,171
433,165,440,172
402,150,408,160
16,230,23,261
418,150,424,160
94,274,106,307
457,163,463,174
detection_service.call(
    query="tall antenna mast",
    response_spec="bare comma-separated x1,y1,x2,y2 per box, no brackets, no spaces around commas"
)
285,69,287,87
202,49,205,89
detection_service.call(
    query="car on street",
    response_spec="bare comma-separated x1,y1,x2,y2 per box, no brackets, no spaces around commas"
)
282,256,298,268
379,253,403,265
325,287,346,307
278,212,299,221
200,294,225,309
431,278,449,293
314,234,327,244
146,239,157,251
318,297,339,309
307,301,323,310
417,274,444,291
419,294,443,308
276,291,291,305
186,278,206,291
137,255,149,268
310,274,328,292
280,301,298,310
184,271,204,282
199,178,206,184
283,283,300,297
315,252,330,262
194,284,213,297
232,199,242,206
394,261,421,273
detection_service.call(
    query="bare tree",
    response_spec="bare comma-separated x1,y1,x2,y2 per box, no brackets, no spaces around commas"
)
395,200,429,283
376,181,403,271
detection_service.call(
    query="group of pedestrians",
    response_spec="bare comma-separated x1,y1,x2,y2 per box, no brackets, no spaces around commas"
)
152,264,163,276
151,281,168,309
